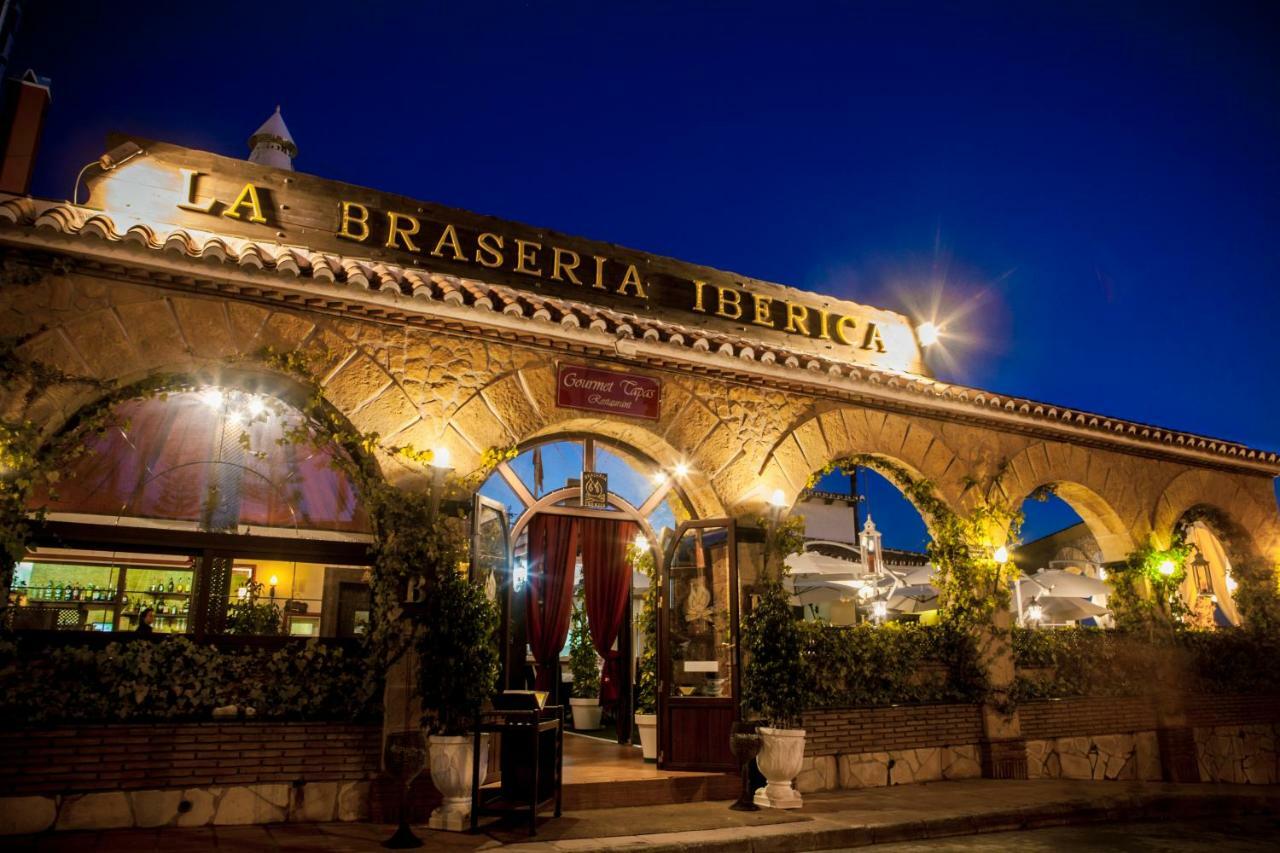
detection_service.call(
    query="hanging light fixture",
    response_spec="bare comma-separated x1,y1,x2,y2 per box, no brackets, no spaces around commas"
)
1189,549,1212,596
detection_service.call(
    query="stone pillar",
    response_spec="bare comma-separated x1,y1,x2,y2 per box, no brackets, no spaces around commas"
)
976,611,1028,779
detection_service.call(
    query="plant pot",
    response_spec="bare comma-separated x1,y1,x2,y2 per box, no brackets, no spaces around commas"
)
634,712,658,761
753,727,805,809
570,696,602,730
427,733,488,831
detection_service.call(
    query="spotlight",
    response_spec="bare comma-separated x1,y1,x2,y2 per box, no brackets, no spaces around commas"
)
993,545,1009,565
769,489,788,508
916,321,940,347
431,446,452,469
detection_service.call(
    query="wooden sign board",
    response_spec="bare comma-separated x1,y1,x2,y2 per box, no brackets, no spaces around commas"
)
556,364,661,420
87,135,928,374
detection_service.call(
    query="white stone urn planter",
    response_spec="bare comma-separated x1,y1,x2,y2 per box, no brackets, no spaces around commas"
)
570,697,602,730
634,712,658,761
427,733,488,831
754,727,806,809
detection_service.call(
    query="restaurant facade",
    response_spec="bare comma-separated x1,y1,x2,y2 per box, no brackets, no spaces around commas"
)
1,112,1278,832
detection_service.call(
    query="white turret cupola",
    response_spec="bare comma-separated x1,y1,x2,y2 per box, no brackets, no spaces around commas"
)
247,106,297,171
859,514,884,578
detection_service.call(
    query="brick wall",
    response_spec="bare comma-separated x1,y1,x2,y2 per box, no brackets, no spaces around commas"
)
1019,696,1158,740
0,722,381,796
1182,694,1280,729
802,704,984,757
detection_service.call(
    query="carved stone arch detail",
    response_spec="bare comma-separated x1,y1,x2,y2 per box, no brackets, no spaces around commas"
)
995,441,1141,563
758,404,963,521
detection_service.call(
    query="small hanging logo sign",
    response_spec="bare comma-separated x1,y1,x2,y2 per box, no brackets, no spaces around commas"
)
581,471,608,509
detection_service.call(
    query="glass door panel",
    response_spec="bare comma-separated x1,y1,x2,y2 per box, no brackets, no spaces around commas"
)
659,520,739,771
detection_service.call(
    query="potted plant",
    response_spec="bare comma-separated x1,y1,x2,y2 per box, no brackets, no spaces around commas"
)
741,515,807,809
631,536,659,760
417,559,500,831
225,580,282,635
568,586,603,730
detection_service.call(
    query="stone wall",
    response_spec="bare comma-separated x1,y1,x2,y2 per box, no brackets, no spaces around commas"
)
0,722,379,835
795,694,1280,793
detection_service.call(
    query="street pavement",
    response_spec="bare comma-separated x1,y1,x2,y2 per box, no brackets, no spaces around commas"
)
6,779,1279,852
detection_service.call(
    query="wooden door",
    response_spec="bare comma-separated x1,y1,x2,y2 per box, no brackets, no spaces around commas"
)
658,519,740,770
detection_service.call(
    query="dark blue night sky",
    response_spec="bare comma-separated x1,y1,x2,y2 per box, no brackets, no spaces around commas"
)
14,1,1278,547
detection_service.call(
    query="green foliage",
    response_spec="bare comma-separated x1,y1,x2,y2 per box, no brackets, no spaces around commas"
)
799,621,986,708
224,581,282,636
415,569,499,735
568,586,600,699
742,580,806,727
0,637,381,724
630,539,659,714
1011,626,1280,701
809,455,1025,632
1107,541,1192,635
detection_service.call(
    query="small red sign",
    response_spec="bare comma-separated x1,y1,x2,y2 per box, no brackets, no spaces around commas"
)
556,365,661,420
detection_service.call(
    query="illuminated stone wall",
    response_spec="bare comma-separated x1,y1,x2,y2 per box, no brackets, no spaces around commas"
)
1,262,1277,613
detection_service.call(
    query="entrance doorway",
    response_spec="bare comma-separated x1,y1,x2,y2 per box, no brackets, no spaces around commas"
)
477,437,727,770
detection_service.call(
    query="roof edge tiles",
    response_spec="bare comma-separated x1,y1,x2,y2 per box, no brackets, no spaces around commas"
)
1,194,1277,476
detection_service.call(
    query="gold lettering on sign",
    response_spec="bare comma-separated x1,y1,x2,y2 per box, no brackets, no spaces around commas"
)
618,264,647,297
476,232,504,267
833,315,857,346
431,223,467,261
862,323,886,352
514,239,542,276
386,212,421,252
784,302,810,336
222,182,266,224
751,293,774,328
715,286,743,320
338,201,370,242
591,256,608,290
176,169,216,213
692,280,709,312
814,307,833,341
551,248,582,285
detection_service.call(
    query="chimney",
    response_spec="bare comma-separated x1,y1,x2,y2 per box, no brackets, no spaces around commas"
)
0,68,50,195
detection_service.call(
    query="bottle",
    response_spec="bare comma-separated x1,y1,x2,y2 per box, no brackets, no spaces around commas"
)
167,578,175,593
87,584,96,601
121,593,129,609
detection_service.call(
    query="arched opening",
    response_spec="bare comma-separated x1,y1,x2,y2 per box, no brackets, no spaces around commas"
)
476,435,696,766
1175,509,1247,628
8,384,375,638
1012,490,1112,628
788,462,937,625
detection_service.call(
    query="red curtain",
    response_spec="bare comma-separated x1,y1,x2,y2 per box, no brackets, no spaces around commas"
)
525,514,580,691
580,518,638,706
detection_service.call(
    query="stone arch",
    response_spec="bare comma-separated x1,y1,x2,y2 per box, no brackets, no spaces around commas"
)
996,442,1140,564
5,287,435,485
1152,469,1280,629
435,364,729,519
757,404,963,522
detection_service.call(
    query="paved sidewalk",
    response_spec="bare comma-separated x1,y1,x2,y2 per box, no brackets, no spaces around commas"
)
8,779,1280,852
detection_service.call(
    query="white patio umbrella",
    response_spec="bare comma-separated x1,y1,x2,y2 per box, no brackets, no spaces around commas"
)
1028,597,1108,624
886,586,939,614
1021,569,1109,598
892,564,937,587
786,550,865,577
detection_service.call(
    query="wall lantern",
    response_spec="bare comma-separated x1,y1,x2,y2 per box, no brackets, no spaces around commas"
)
1157,559,1176,577
992,545,1010,565
872,600,888,623
1190,549,1212,596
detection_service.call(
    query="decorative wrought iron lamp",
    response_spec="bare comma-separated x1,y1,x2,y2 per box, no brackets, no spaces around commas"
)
1190,549,1213,596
